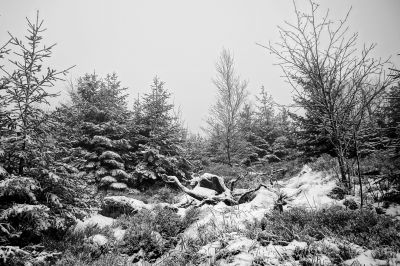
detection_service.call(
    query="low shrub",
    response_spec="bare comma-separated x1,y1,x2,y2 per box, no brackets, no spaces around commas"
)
116,209,164,260
243,219,262,240
337,244,360,261
260,206,400,251
154,186,178,204
327,185,348,200
371,246,396,260
181,207,201,229
54,207,188,265
202,163,244,180
115,205,200,263
343,198,358,210
154,206,183,241
44,224,114,263
129,185,180,204
252,256,267,266
55,252,129,266
157,240,207,266
309,154,337,172
123,226,165,261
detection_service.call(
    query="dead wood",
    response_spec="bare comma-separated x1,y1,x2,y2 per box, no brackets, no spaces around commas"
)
162,173,274,206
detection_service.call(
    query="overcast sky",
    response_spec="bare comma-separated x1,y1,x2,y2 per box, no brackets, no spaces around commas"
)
1,0,399,133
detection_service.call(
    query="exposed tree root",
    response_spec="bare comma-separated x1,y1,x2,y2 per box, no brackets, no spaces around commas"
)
162,173,274,207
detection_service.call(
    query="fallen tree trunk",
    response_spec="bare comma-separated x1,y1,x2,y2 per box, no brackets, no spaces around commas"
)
163,175,209,202
237,183,270,204
162,173,273,207
162,174,238,206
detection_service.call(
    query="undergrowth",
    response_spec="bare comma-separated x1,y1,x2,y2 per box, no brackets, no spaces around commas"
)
203,159,305,190
49,206,200,265
260,206,400,250
259,206,400,264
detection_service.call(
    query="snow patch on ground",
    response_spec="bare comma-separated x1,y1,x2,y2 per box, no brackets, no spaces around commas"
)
282,165,338,209
385,203,400,220
91,234,108,246
183,186,275,240
197,233,316,266
77,165,400,265
344,250,400,266
74,214,114,231
113,227,126,241
103,195,149,210
182,166,338,242
191,186,217,198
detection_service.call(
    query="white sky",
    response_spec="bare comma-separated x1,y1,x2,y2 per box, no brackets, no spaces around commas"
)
1,0,399,133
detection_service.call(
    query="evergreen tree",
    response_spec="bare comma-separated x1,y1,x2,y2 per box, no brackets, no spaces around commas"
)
53,73,135,191
245,87,296,162
137,76,185,155
0,12,71,175
253,86,278,154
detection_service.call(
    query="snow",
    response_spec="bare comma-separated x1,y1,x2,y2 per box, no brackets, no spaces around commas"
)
110,182,128,190
344,250,400,266
182,202,258,240
0,165,7,176
197,234,312,266
183,168,324,240
75,164,400,265
74,214,114,232
99,150,122,161
224,236,256,251
100,176,117,184
178,165,355,265
112,228,126,241
385,203,400,220
184,164,339,240
176,207,188,217
103,195,149,210
92,135,113,147
314,237,340,253
91,234,108,246
0,204,50,222
191,186,217,198
242,187,276,210
282,165,338,209
198,241,222,257
223,253,254,265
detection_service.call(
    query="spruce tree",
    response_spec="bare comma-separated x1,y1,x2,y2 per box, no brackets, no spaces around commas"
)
0,12,72,175
139,76,184,155
54,73,134,191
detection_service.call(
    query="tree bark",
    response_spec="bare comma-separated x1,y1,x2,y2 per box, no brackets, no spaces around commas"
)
226,135,232,166
336,150,347,185
18,138,26,175
354,131,363,207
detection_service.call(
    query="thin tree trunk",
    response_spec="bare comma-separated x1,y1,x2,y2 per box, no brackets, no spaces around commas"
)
226,135,232,166
18,157,24,175
337,152,347,185
18,137,26,175
354,131,363,207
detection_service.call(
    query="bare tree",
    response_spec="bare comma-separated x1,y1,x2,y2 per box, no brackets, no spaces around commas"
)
206,48,248,165
262,0,395,186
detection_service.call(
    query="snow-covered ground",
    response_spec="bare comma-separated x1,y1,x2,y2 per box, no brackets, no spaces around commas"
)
282,165,338,208
176,165,400,265
75,165,400,265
